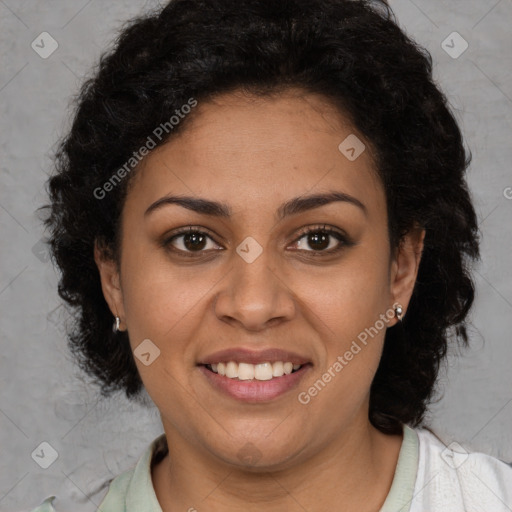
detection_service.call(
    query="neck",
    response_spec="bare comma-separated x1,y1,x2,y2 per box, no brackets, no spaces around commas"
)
152,415,403,512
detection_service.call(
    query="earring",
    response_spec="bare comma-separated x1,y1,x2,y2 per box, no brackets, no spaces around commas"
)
112,316,121,333
395,305,403,322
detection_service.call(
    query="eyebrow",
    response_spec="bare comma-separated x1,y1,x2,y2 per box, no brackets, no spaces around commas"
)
144,191,367,220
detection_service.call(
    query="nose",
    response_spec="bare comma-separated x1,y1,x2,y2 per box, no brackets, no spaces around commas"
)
213,246,296,331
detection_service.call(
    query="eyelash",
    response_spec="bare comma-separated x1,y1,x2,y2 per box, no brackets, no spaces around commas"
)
162,224,353,258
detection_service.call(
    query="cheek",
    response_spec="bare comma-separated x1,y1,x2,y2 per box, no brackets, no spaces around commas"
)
301,249,391,339
294,242,392,401
119,255,215,408
120,245,226,361
297,279,389,423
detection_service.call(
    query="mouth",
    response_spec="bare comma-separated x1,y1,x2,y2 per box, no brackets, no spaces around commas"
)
197,359,312,402
202,361,305,381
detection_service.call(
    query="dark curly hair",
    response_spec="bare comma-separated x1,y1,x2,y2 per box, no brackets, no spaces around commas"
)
42,0,480,435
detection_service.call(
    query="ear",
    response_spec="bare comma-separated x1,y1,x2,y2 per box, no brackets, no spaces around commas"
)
94,239,126,330
389,225,425,325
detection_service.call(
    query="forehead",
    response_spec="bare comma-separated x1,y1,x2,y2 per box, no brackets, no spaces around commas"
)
124,89,384,219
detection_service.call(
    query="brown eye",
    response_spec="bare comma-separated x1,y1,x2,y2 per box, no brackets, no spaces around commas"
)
163,227,223,256
302,231,331,251
181,231,208,251
291,225,353,254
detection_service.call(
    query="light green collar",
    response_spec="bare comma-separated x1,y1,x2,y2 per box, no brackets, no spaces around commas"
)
378,423,419,512
97,423,418,512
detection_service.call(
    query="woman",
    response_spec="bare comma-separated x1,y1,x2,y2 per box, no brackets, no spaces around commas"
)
32,0,512,511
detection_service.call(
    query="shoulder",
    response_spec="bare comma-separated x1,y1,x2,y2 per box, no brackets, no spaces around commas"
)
29,434,162,512
29,434,166,512
410,426,512,512
29,496,58,512
94,465,135,511
29,469,135,512
97,432,167,511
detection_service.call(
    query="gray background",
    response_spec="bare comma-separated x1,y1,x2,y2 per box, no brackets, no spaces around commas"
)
1,1,511,511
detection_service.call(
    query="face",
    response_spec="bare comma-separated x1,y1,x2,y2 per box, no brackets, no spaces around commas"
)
96,88,423,470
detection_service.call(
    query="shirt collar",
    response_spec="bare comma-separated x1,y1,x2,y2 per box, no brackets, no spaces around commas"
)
378,423,419,512
112,423,418,512
125,433,167,512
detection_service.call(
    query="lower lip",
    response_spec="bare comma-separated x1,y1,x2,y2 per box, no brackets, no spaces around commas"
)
198,364,312,402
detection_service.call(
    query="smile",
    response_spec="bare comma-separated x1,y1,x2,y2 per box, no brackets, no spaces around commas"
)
206,361,302,381
199,362,312,402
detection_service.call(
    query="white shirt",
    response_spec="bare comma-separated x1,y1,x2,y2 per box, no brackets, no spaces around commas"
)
409,426,512,511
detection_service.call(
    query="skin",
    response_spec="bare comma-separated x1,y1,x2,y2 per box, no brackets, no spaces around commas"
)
95,88,425,512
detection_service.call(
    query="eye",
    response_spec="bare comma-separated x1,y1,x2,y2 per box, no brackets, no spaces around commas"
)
162,226,223,256
162,224,353,258
290,224,352,255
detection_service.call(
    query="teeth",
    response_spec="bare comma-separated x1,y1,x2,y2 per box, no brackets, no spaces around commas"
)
226,361,237,379
238,362,255,380
207,361,304,381
254,362,272,380
272,361,284,377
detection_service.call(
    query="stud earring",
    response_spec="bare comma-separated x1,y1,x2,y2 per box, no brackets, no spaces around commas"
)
395,305,403,322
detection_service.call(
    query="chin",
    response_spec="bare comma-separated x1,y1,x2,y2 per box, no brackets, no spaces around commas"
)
211,434,307,472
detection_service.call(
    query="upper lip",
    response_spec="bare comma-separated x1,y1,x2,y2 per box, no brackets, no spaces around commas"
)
199,348,312,366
